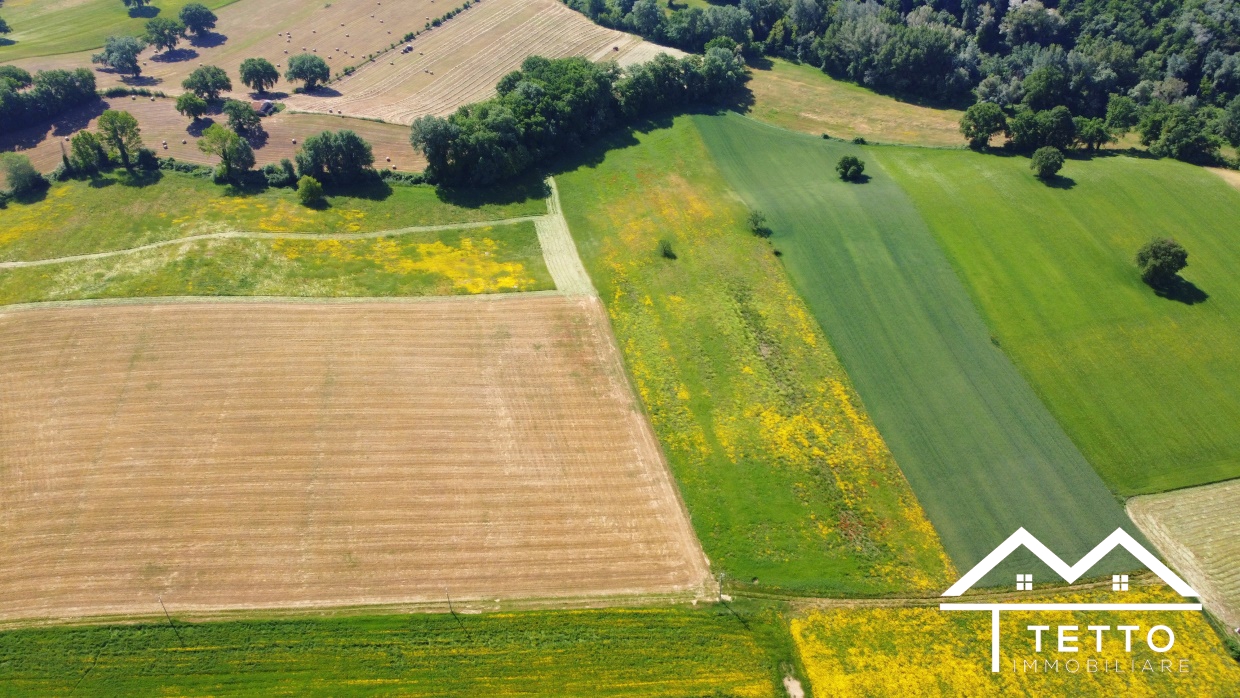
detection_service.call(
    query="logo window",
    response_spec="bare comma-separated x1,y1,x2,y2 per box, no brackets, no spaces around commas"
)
1112,574,1129,591
1016,573,1033,591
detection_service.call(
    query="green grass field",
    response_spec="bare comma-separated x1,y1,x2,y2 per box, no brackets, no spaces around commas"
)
695,113,1139,580
0,170,547,262
0,606,794,696
0,222,552,304
555,117,955,596
876,148,1240,495
0,0,238,61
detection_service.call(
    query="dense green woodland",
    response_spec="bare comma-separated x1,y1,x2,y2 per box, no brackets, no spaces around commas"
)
0,67,97,137
569,0,1240,160
411,52,747,185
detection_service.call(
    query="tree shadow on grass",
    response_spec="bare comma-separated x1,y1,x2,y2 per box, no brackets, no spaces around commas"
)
120,74,162,87
117,169,163,187
127,5,159,18
434,170,550,209
1151,276,1209,305
87,175,117,189
187,117,215,137
1043,174,1076,189
327,177,392,201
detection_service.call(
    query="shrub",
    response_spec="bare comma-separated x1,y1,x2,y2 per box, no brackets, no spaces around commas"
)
1030,146,1064,180
297,175,324,206
70,131,109,173
1,153,48,197
852,136,867,145
747,209,771,237
836,155,865,181
658,238,676,259
263,159,298,188
1136,238,1188,288
959,102,1007,150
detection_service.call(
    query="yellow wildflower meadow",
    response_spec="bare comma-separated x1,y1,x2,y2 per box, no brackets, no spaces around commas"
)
793,586,1240,696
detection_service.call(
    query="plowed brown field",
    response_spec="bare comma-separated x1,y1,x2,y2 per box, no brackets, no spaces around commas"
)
0,296,710,623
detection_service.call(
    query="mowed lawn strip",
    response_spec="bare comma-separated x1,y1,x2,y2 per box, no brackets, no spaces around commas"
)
0,0,239,62
876,148,1240,495
695,113,1138,580
556,116,955,596
0,170,548,262
0,222,553,304
0,607,788,696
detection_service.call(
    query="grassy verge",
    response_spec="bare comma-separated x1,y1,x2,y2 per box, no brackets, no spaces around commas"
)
694,112,1138,583
0,606,793,696
876,148,1240,495
554,116,955,596
0,222,552,304
792,586,1240,695
746,59,965,147
0,0,238,61
0,170,547,262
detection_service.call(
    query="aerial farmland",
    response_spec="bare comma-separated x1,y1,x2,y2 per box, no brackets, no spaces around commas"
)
2,0,1239,694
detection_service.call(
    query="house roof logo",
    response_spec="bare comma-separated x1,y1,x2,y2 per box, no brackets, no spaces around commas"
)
939,528,1202,672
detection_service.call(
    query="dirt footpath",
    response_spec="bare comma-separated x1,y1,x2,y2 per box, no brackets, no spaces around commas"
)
0,296,710,623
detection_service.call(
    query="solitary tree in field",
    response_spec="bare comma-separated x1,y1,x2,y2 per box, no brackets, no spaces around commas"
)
1030,146,1064,180
92,35,146,77
182,65,231,101
179,3,217,35
0,17,12,35
1136,238,1188,288
747,210,771,238
175,92,209,121
836,155,865,181
239,57,279,94
198,123,254,181
960,102,1007,150
144,17,186,53
96,109,143,170
285,53,330,91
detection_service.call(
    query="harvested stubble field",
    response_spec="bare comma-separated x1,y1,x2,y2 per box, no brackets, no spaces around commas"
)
0,96,426,174
1128,479,1240,631
282,0,681,123
0,296,710,623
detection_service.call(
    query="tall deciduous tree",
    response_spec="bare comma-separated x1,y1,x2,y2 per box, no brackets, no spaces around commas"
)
1136,238,1188,288
960,102,1008,149
198,123,254,180
285,54,330,91
70,131,109,172
96,109,143,170
182,65,232,101
175,92,209,121
144,17,185,53
239,58,279,94
179,3,217,35
91,35,146,77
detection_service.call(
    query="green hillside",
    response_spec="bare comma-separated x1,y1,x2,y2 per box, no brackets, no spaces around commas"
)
877,148,1240,495
695,112,1139,577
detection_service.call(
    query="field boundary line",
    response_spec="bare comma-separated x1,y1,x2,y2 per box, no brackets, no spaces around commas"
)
0,216,546,270
0,291,567,314
536,177,597,296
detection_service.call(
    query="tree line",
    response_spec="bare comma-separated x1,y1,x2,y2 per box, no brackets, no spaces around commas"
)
0,67,98,137
411,50,748,186
567,0,1240,163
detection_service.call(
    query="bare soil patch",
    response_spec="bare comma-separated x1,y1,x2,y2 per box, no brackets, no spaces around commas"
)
1127,479,1240,630
0,296,710,623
